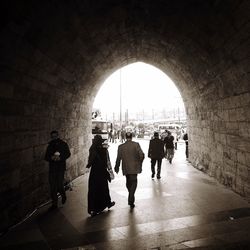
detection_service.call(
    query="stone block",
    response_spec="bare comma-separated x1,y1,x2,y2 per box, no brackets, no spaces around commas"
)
10,169,21,189
0,97,24,116
236,164,249,181
236,151,246,165
20,163,33,181
33,145,47,161
0,83,13,98
0,133,15,154
14,132,39,150
0,188,21,210
19,148,34,166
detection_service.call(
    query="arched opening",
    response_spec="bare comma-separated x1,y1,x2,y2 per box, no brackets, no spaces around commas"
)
91,62,188,186
93,62,186,125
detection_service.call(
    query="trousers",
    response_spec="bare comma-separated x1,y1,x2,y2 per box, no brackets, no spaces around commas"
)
49,170,66,206
125,174,138,205
151,158,162,177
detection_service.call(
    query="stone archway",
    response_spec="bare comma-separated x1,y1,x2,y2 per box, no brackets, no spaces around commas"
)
0,0,249,231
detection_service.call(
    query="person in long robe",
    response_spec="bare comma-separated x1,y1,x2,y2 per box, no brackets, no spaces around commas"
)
86,135,115,216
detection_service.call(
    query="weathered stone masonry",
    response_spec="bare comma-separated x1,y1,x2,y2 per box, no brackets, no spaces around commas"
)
0,0,250,231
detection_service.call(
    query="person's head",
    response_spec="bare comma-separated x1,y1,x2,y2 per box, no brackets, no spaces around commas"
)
154,132,159,138
50,130,59,140
93,134,103,146
125,132,133,140
167,130,171,135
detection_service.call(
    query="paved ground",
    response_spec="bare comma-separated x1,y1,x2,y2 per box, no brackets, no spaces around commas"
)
1,139,250,250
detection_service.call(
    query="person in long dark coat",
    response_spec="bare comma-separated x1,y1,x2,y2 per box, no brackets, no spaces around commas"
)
86,135,115,216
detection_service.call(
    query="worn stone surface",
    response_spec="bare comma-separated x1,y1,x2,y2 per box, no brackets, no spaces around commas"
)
0,0,250,231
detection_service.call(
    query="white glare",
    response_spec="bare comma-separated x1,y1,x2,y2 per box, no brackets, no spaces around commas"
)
94,62,184,115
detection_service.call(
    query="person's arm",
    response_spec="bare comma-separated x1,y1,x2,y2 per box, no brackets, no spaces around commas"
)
86,148,97,168
136,143,145,162
161,141,165,158
114,146,121,173
61,142,71,161
45,145,52,162
65,143,71,159
148,140,152,158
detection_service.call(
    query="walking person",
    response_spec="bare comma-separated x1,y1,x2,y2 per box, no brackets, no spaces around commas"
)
164,130,175,164
112,130,117,143
120,129,126,143
115,132,144,209
183,132,189,159
108,129,113,143
45,130,71,211
148,132,165,179
86,135,115,217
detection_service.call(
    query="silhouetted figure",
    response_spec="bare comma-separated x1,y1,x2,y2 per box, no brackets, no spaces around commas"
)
148,132,165,179
108,129,113,142
164,130,175,164
112,129,117,143
86,135,115,217
120,129,126,143
115,132,144,209
45,131,71,211
117,129,120,140
183,132,189,159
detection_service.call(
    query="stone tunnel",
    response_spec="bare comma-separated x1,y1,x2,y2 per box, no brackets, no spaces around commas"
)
0,0,250,232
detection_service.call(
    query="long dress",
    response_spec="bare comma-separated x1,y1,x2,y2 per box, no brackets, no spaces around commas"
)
87,145,112,214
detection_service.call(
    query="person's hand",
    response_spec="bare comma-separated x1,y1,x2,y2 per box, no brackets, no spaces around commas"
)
114,167,119,174
51,155,59,161
54,155,60,161
52,152,60,161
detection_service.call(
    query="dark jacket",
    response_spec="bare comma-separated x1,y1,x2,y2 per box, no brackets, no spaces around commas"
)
148,138,165,159
164,135,175,149
45,138,71,171
183,133,188,145
87,145,111,182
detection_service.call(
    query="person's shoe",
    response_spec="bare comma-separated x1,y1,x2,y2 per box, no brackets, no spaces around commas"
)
48,205,58,211
62,196,67,204
130,204,135,209
169,159,172,164
157,175,161,179
90,211,98,217
151,174,155,179
108,201,115,209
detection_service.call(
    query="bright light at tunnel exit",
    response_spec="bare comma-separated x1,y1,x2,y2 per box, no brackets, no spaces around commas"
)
93,62,185,120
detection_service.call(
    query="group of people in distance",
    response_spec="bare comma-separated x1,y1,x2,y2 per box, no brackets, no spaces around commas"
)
44,129,181,217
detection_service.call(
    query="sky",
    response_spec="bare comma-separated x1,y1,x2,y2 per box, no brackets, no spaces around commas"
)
93,62,185,116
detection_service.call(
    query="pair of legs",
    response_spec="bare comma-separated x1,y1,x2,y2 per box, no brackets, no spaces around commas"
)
165,148,174,163
185,143,189,158
49,170,66,208
125,174,138,207
151,159,162,178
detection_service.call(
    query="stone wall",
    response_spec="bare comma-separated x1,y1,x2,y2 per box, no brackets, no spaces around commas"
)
0,0,250,232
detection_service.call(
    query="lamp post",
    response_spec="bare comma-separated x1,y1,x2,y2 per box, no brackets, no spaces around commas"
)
119,69,122,128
